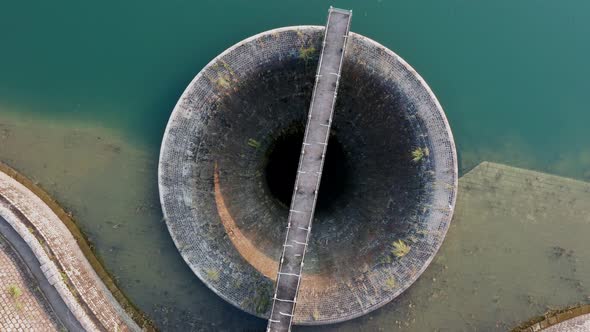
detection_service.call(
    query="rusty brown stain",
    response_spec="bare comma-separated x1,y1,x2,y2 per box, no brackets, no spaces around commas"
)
214,162,329,290
214,162,279,280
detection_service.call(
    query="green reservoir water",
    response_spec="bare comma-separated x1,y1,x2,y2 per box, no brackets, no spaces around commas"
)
1,1,589,330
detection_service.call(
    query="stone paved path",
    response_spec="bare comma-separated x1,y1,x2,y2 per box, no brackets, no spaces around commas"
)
0,234,62,332
0,167,140,331
544,313,590,332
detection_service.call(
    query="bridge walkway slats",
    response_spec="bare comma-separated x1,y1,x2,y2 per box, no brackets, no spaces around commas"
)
267,7,352,332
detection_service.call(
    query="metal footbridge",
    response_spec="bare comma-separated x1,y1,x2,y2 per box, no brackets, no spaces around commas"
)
267,7,352,332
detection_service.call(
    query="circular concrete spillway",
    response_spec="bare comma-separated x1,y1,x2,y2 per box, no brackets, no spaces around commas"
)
158,26,458,324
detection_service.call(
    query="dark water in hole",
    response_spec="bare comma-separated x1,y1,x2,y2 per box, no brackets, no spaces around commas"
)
264,127,350,213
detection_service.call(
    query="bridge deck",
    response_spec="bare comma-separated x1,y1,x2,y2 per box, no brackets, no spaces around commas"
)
267,7,352,332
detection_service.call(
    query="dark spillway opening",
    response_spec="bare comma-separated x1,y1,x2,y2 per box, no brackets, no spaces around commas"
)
264,124,350,213
205,45,436,275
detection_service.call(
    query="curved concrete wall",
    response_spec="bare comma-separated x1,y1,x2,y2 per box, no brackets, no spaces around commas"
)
159,26,457,324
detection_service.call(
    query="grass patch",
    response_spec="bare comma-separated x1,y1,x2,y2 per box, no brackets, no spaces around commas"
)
391,240,410,258
205,269,220,282
312,308,321,320
8,285,23,311
385,276,396,290
299,46,316,61
247,138,261,149
215,75,231,89
378,253,392,265
411,147,429,162
8,284,22,299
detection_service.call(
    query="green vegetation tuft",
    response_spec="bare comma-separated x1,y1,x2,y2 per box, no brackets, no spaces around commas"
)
385,276,396,289
411,147,429,162
15,301,24,311
299,46,316,61
220,61,235,76
8,284,22,299
378,253,392,265
215,76,231,89
205,269,220,282
247,138,261,149
312,308,321,320
391,240,410,258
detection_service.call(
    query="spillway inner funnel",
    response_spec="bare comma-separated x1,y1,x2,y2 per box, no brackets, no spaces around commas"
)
158,26,458,325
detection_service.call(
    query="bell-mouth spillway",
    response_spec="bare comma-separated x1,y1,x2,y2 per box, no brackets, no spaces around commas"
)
158,26,458,324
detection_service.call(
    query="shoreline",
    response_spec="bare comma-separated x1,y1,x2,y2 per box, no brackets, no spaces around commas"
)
0,160,156,331
512,304,590,331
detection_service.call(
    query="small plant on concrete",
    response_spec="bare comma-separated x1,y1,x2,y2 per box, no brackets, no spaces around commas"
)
8,284,22,299
15,301,24,311
312,308,321,320
411,147,429,162
299,46,316,61
247,138,261,149
391,240,410,258
220,61,235,76
205,269,220,282
385,276,396,290
215,75,231,89
378,253,392,265
7,285,23,311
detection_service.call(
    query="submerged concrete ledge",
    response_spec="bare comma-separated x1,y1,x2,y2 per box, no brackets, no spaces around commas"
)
0,162,143,331
514,304,590,331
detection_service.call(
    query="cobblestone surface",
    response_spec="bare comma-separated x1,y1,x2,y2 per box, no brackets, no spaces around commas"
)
0,235,62,332
0,169,140,331
544,314,590,332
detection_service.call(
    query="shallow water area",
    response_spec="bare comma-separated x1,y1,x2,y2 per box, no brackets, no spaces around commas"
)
2,110,589,331
307,162,590,331
0,111,262,330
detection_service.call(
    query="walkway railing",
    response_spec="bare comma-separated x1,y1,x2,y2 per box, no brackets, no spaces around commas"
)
267,7,352,332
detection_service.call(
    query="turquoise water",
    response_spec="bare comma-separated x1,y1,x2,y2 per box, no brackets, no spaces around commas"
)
2,1,590,175
1,0,589,330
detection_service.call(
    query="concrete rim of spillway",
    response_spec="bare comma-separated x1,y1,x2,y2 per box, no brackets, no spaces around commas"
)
158,25,458,325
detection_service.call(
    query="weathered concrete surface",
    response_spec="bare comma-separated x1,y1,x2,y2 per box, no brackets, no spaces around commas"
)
268,9,352,332
159,25,457,324
1,217,83,331
0,232,63,331
544,313,590,332
0,169,141,331
514,305,590,331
